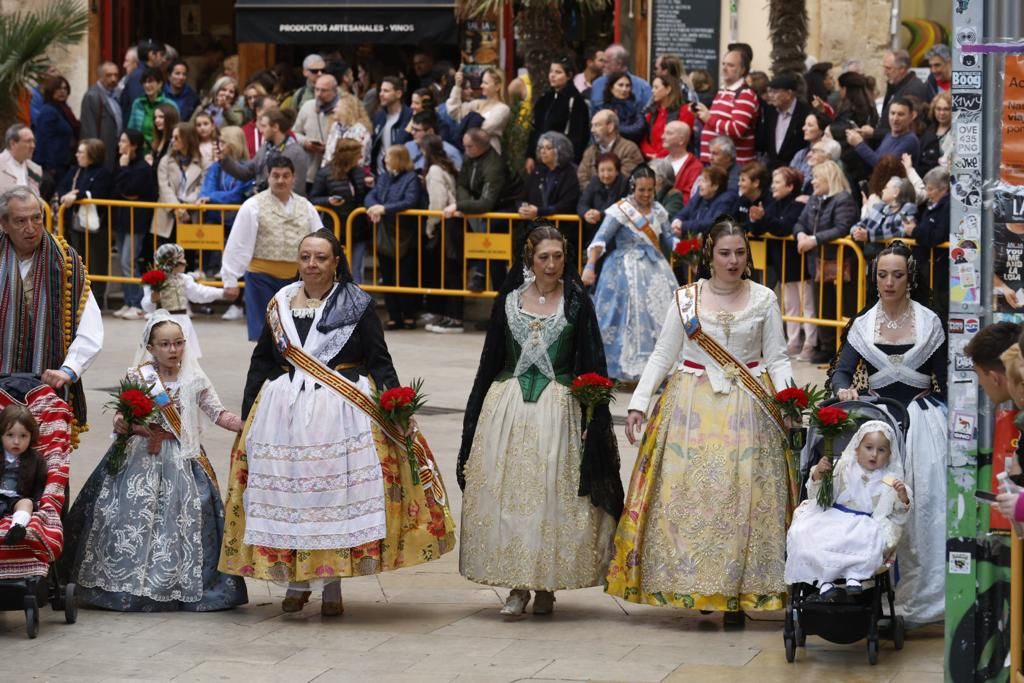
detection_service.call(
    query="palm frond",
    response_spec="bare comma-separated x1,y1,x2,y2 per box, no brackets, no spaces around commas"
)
0,0,89,123
456,0,608,20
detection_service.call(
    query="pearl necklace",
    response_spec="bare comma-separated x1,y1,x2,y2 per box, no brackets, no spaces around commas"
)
535,281,560,305
707,280,743,297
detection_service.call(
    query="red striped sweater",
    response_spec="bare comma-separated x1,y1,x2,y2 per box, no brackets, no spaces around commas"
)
699,84,760,164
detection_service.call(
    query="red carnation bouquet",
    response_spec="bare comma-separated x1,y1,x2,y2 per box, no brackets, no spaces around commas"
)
570,372,617,431
810,405,857,509
774,382,826,449
104,378,158,474
672,234,702,269
374,378,428,483
141,268,168,292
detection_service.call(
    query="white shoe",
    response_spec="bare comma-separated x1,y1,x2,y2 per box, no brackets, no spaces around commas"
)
221,304,244,321
112,305,130,318
499,589,530,617
121,307,146,320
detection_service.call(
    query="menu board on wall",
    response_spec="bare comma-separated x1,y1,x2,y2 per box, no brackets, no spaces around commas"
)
648,0,721,81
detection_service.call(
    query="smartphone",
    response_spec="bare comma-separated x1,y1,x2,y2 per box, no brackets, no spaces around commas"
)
689,102,699,113
975,490,998,505
858,180,870,196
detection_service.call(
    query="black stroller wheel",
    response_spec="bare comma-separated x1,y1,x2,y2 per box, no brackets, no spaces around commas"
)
794,616,806,646
893,615,905,650
64,583,78,624
23,596,39,639
867,638,879,665
784,633,796,663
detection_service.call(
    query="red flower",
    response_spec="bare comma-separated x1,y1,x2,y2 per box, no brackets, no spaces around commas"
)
571,372,615,391
119,388,154,418
674,238,701,256
379,386,416,411
775,387,809,409
141,269,167,288
815,406,849,427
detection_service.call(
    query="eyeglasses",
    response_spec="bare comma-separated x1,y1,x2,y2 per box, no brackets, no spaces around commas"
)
152,340,187,350
8,214,44,228
308,68,324,74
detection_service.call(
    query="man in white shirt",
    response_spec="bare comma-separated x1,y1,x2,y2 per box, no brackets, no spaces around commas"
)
220,157,323,341
0,126,41,194
0,186,103,433
293,74,339,187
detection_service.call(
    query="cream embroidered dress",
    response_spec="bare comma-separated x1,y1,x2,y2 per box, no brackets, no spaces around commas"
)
460,287,617,590
606,280,794,611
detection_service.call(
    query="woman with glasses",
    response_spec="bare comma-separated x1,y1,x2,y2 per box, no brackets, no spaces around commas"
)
61,310,248,612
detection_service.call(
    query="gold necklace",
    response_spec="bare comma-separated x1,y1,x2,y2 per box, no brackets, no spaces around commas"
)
707,280,742,296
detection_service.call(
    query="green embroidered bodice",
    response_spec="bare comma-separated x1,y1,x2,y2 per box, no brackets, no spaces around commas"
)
494,288,575,402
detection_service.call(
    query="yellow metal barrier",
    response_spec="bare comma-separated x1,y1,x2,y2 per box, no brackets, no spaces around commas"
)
1013,530,1022,679
55,198,341,286
344,207,585,299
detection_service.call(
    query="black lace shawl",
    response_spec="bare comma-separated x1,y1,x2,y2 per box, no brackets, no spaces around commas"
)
456,262,625,519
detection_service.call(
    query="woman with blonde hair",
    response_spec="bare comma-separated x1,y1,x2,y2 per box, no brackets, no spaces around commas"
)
446,66,511,152
198,125,253,280
364,144,424,328
323,93,373,167
192,76,242,128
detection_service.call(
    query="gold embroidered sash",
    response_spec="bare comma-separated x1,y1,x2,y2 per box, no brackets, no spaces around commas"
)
675,284,785,434
268,298,448,506
616,199,665,258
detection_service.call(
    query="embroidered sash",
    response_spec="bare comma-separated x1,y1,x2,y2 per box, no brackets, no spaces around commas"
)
615,199,664,257
675,283,785,434
138,363,220,487
267,297,447,506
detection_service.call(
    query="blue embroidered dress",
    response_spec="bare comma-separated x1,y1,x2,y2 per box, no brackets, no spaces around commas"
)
587,199,678,381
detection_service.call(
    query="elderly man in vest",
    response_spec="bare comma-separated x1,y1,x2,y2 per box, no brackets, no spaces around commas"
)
220,157,323,341
0,186,103,434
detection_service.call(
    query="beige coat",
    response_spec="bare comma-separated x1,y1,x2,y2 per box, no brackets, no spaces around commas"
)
0,150,42,195
153,154,205,238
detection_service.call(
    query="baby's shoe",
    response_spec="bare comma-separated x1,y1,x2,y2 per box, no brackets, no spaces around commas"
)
845,578,864,595
818,582,840,600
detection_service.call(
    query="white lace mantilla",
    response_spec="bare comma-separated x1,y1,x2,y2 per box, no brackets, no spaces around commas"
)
505,287,567,381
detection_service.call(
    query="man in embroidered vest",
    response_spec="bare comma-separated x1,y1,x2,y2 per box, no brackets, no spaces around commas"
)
220,157,323,341
0,186,103,436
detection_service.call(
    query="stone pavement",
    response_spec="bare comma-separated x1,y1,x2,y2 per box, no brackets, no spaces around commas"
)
0,309,944,682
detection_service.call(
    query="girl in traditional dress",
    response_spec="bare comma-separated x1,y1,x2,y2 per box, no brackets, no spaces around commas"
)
830,240,947,627
219,228,455,616
61,311,248,611
143,243,232,359
581,165,678,382
606,218,794,626
458,224,623,617
785,420,912,598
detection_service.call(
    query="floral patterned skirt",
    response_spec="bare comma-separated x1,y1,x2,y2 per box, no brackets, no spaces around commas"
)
605,370,793,611
218,390,456,583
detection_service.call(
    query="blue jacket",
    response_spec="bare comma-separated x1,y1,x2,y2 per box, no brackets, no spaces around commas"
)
200,161,254,225
370,106,413,173
405,139,463,172
31,102,75,175
119,66,146,122
365,169,422,215
163,83,199,121
673,190,740,235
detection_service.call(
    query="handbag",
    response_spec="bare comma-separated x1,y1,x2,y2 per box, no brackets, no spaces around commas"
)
74,191,101,233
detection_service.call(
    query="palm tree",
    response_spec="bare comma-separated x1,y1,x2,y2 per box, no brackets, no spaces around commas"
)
768,0,809,78
0,0,89,130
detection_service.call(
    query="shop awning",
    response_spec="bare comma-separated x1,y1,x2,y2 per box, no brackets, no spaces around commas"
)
235,0,458,45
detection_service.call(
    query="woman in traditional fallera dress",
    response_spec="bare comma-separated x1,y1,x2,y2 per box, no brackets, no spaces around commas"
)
582,165,678,383
458,224,624,617
830,240,947,627
219,228,455,616
61,311,247,611
606,219,795,625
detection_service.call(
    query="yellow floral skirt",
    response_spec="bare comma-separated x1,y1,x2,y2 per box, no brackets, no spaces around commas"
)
218,393,457,583
605,370,795,612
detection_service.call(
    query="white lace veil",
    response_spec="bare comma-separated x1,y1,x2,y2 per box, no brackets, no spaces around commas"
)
133,309,209,459
835,419,904,511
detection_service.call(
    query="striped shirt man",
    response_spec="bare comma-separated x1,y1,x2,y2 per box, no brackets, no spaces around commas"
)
699,84,760,165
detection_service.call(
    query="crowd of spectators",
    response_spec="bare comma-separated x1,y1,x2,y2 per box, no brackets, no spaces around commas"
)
9,37,951,344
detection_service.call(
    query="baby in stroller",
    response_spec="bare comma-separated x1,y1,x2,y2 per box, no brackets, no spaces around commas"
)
784,420,913,599
1,405,47,546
